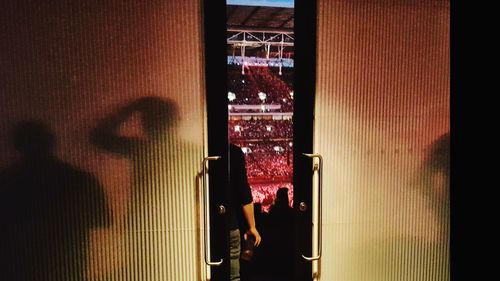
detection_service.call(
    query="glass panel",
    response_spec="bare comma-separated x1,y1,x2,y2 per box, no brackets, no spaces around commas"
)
314,1,450,280
226,1,296,280
0,1,205,280
227,0,295,215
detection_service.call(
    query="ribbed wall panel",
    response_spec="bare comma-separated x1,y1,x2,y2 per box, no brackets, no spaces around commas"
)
0,0,206,280
315,1,449,280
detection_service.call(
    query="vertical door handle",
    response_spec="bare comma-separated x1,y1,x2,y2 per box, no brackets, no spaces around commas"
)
202,156,224,266
301,153,323,261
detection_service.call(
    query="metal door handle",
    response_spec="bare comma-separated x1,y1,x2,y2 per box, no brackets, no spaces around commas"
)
301,153,323,261
202,156,223,266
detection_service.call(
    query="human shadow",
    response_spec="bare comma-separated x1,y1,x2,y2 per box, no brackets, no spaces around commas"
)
90,96,196,278
0,120,110,281
342,132,451,281
419,131,450,221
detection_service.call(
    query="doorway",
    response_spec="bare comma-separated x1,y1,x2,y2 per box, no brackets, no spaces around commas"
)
226,3,295,280
203,0,317,280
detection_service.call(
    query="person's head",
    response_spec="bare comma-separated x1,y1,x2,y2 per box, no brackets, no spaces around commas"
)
11,120,55,159
275,187,289,207
138,96,180,139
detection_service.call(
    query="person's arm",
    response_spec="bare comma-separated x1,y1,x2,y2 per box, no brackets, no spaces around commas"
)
90,100,143,156
231,144,262,246
242,202,261,246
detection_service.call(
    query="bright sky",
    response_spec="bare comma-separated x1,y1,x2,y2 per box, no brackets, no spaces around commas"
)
226,0,294,8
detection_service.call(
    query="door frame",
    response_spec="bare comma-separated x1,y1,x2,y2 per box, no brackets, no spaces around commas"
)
293,0,318,280
202,0,230,280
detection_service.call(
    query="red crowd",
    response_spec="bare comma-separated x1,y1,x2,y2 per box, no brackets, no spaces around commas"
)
227,65,294,112
229,119,293,140
228,64,295,212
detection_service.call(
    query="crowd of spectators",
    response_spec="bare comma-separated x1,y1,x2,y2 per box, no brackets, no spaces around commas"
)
232,140,294,212
227,65,294,112
232,141,293,177
227,63,295,213
229,119,293,140
245,152,292,178
250,183,294,213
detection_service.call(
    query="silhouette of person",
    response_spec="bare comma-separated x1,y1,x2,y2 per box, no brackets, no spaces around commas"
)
229,143,261,281
342,132,451,281
0,120,110,281
267,187,294,281
420,132,450,221
90,96,195,278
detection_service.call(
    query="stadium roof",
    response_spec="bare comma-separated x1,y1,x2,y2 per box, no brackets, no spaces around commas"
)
227,5,294,31
227,0,294,8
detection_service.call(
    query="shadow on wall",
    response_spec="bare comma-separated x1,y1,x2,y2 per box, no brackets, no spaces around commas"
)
0,120,110,281
1,1,205,279
342,132,451,281
0,97,201,281
420,132,450,221
90,96,199,279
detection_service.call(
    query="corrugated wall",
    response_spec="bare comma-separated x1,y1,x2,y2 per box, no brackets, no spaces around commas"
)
0,0,207,280
314,0,449,280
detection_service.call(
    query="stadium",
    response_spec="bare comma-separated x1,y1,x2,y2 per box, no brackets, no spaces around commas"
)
226,4,295,212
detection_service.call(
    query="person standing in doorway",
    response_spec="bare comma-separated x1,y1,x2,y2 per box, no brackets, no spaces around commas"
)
229,143,261,281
